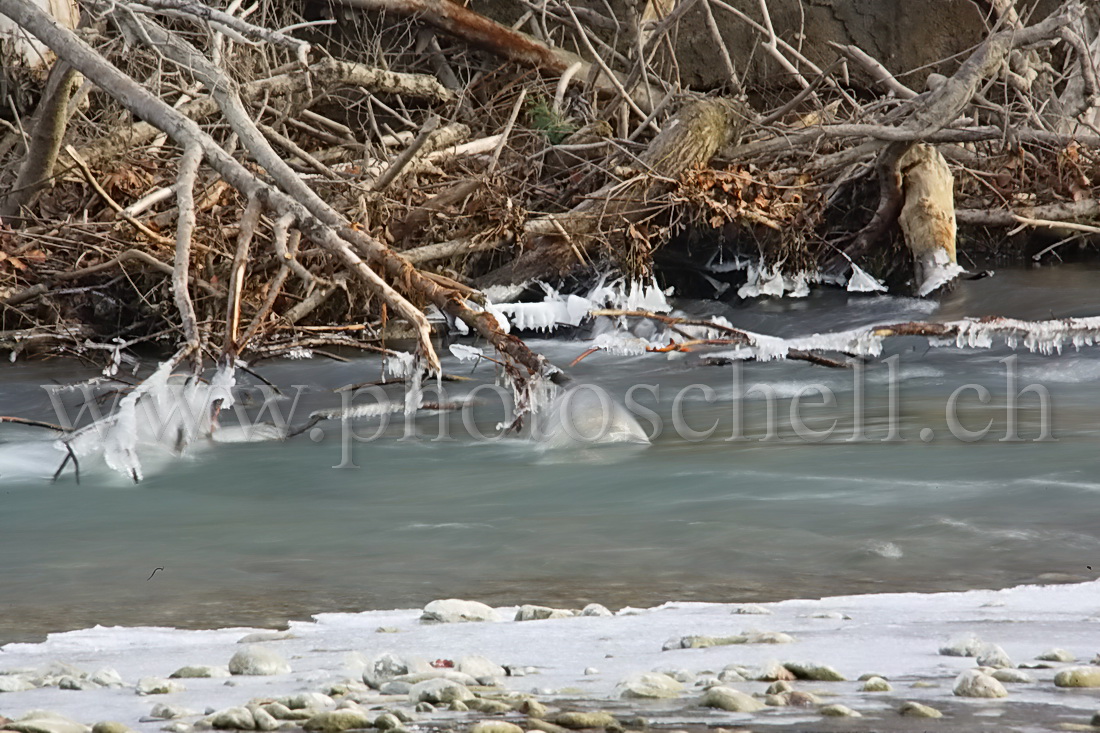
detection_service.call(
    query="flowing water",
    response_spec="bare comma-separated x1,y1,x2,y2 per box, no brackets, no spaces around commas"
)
3,265,1100,643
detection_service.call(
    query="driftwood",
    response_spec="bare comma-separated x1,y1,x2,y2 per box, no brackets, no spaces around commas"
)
484,97,751,285
898,144,957,296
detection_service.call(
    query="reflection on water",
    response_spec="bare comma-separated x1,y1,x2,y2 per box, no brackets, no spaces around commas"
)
3,266,1100,642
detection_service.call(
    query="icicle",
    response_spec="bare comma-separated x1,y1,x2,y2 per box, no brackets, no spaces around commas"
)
449,344,484,361
847,264,888,292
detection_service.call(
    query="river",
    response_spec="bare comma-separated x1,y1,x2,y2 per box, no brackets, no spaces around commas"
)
2,265,1100,642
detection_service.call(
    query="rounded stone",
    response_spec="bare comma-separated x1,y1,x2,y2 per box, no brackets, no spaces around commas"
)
420,599,500,623
469,723,523,733
861,676,892,692
618,673,684,699
900,701,943,718
953,669,1008,698
207,708,255,731
407,678,473,704
302,710,372,733
555,712,618,729
228,647,291,676
699,686,766,713
1054,667,1100,688
820,704,861,717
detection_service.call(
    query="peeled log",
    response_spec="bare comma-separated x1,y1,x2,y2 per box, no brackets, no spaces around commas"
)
898,144,960,296
485,98,749,285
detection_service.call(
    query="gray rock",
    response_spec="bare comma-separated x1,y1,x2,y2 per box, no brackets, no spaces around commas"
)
394,670,478,686
469,724,523,733
457,655,506,679
207,708,255,730
390,709,414,723
746,631,794,644
363,652,409,688
618,672,684,699
0,674,36,692
420,599,500,623
373,713,401,730
246,708,278,732
228,647,291,676
976,643,1013,669
282,692,335,710
169,666,230,679
407,678,473,704
136,678,184,696
787,691,821,707
1054,667,1100,688
160,724,193,733
515,605,575,621
939,633,982,657
765,680,792,695
465,699,511,715
581,604,613,617
413,703,433,713
819,704,860,717
899,701,943,718
379,681,412,695
555,712,618,729
718,666,747,683
953,669,1008,698
1092,711,1100,727
676,635,747,649
861,676,892,692
734,605,771,615
699,686,765,713
751,660,795,682
991,669,1032,683
519,699,548,718
260,703,309,722
89,668,125,688
59,676,97,691
809,612,849,620
149,705,197,720
783,662,846,681
301,710,372,733
91,724,135,733
1036,648,1075,663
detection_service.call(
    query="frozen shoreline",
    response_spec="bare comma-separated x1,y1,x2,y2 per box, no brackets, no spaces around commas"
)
3,580,1100,731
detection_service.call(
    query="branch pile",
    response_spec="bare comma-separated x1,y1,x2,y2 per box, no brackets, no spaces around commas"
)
0,0,1097,384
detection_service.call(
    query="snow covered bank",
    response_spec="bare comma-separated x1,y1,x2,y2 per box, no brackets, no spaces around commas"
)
2,581,1100,731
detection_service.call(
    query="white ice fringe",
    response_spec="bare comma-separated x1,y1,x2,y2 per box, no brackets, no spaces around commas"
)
62,360,237,481
847,263,888,293
487,276,673,334
594,314,1100,363
737,261,846,299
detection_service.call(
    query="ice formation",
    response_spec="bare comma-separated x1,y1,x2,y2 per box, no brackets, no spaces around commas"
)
847,263,888,293
448,344,484,361
61,360,239,481
737,261,846,299
917,248,964,297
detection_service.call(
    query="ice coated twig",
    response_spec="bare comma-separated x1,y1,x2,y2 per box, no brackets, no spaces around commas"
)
590,310,1100,365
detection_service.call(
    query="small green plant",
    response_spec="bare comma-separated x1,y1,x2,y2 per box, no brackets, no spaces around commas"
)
527,95,576,145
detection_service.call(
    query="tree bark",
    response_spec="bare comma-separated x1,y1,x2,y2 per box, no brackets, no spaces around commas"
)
0,60,79,219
